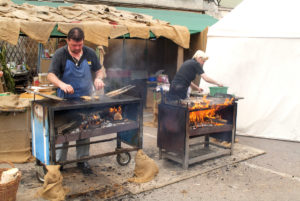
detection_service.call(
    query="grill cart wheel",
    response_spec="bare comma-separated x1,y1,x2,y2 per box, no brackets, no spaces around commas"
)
116,152,131,166
35,160,47,183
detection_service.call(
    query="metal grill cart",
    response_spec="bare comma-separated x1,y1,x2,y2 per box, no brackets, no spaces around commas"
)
31,95,143,181
157,95,238,169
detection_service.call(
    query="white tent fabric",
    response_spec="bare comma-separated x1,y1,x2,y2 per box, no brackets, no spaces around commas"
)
201,0,300,142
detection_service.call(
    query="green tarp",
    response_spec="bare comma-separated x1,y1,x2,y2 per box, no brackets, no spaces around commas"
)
116,7,218,34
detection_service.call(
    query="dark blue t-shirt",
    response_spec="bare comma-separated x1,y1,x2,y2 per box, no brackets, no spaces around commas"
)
48,45,101,79
171,58,204,89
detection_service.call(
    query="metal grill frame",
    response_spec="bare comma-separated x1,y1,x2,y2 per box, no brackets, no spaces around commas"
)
157,101,237,169
31,95,143,166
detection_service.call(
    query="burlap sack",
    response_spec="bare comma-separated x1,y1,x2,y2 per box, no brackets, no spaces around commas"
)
83,21,111,47
128,150,159,183
109,24,128,39
57,23,84,35
125,22,150,39
0,18,20,45
20,21,55,44
36,165,69,201
0,95,32,163
151,24,190,48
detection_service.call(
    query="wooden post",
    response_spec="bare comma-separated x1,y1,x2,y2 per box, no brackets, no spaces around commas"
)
0,76,6,93
177,46,184,71
190,27,209,87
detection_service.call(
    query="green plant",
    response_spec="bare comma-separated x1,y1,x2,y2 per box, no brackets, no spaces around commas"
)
0,45,15,93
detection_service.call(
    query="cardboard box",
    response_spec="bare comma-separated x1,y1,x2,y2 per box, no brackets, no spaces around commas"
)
40,58,51,73
146,87,161,108
146,87,155,108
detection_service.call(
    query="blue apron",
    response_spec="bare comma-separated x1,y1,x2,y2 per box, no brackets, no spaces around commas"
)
57,59,93,98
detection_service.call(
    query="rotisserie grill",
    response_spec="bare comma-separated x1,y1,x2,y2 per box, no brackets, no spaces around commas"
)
158,95,237,169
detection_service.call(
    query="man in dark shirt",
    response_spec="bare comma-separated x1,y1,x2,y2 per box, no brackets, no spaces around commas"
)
168,50,222,100
47,27,105,174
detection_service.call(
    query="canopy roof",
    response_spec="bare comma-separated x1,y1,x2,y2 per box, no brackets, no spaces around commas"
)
115,7,218,35
0,0,217,48
12,0,217,35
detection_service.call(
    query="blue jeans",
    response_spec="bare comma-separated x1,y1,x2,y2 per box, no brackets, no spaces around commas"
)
56,138,90,162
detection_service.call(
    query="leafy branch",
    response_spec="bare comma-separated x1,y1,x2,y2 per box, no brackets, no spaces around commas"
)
0,45,15,93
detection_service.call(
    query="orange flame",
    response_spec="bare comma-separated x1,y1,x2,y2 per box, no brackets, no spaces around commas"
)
189,96,234,127
109,106,122,114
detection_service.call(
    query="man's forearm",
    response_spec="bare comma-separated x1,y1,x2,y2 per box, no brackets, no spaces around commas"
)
95,69,104,80
48,73,74,94
201,73,222,86
94,69,105,90
47,73,64,88
190,82,199,90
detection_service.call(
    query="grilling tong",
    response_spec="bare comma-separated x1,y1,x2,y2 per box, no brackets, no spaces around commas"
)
105,85,135,97
25,88,64,101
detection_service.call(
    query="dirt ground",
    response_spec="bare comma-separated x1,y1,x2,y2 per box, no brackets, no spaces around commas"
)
8,111,300,201
72,112,300,201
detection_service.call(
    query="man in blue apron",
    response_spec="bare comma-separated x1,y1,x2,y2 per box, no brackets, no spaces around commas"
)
47,27,105,174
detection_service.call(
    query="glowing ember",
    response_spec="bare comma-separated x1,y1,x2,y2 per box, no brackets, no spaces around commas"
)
189,96,234,127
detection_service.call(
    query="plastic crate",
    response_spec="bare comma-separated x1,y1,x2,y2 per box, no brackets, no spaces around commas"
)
209,86,228,96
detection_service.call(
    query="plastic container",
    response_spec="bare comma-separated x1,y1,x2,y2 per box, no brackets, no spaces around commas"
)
209,86,228,96
148,76,156,82
157,74,169,83
38,73,51,85
33,76,39,86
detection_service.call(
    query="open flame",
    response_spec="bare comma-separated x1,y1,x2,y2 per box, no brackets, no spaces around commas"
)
109,106,122,114
189,96,234,127
110,106,123,120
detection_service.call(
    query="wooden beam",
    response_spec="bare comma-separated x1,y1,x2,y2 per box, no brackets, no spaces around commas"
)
189,27,209,87
176,46,184,72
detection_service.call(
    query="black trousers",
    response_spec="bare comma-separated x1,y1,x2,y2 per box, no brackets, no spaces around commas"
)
167,84,188,101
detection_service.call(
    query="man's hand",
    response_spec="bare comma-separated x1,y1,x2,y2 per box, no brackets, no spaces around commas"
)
0,71,3,77
60,83,74,94
197,87,204,93
217,83,224,87
94,77,105,90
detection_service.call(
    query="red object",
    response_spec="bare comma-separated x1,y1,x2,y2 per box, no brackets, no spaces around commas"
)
109,21,118,25
34,80,40,86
